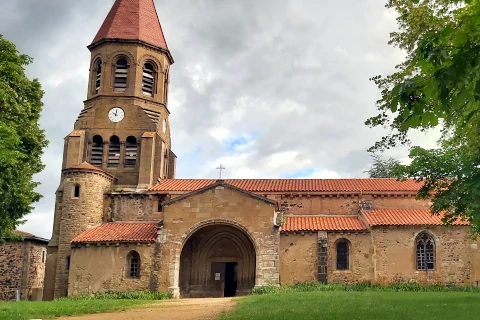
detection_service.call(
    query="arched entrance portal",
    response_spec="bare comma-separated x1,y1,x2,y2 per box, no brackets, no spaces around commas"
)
179,224,256,298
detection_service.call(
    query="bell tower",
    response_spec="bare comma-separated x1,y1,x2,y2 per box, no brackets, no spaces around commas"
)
64,0,176,188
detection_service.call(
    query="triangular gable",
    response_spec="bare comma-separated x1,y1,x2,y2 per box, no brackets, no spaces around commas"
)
161,180,277,207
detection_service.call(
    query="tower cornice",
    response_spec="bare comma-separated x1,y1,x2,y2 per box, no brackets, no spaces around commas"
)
88,39,174,65
83,95,171,115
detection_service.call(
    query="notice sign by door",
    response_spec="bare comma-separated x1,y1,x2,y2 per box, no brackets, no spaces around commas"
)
215,273,221,281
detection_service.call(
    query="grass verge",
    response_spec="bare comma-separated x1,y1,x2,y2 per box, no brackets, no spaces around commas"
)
251,282,480,294
0,291,171,320
0,299,147,320
220,291,480,320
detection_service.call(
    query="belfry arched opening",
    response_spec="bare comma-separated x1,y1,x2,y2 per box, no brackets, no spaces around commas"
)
179,224,256,298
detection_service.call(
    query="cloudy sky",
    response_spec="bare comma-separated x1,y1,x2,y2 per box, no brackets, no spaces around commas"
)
0,0,440,239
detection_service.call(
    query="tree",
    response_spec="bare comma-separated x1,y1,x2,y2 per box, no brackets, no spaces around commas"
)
365,154,401,178
0,35,48,240
366,0,480,235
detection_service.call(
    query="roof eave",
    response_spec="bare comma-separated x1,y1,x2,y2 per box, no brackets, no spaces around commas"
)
71,240,156,245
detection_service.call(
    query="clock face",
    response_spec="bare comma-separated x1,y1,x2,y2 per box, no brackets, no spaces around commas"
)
163,119,167,133
108,107,125,123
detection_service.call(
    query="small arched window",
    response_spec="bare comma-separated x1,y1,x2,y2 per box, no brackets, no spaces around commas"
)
42,251,45,263
164,69,169,103
108,136,120,167
91,135,104,167
125,136,137,168
127,251,140,278
336,239,349,270
114,58,128,92
66,256,71,271
163,148,168,179
142,63,155,96
416,232,435,270
73,185,80,198
95,59,102,94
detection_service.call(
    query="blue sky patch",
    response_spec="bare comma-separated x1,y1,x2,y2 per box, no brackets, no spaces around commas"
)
281,168,315,178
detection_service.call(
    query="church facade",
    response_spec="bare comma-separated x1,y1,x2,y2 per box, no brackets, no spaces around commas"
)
43,0,480,300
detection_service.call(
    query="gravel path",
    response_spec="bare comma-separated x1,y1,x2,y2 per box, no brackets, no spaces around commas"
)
58,298,236,320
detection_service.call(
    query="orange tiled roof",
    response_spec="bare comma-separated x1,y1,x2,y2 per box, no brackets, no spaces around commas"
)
13,230,34,237
92,0,169,51
71,223,157,243
67,162,103,172
149,179,422,193
362,209,470,226
281,216,367,232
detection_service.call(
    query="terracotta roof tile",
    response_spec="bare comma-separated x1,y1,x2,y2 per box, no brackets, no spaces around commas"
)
71,223,157,243
281,216,367,232
149,179,422,193
11,230,49,243
13,230,34,237
362,209,470,226
67,162,103,172
92,0,169,51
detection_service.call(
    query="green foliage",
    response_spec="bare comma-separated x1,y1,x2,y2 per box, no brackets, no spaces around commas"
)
0,35,48,239
251,282,480,295
220,291,480,320
394,142,480,234
57,291,172,301
365,154,402,178
366,0,480,234
0,299,149,320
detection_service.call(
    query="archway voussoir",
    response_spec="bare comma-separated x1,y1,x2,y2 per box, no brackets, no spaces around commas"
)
178,219,259,298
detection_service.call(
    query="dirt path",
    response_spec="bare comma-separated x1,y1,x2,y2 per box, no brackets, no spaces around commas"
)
58,298,236,320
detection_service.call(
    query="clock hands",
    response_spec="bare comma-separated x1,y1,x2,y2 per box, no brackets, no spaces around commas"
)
109,107,124,122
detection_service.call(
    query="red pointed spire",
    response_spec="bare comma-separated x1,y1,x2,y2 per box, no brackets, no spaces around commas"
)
91,0,170,52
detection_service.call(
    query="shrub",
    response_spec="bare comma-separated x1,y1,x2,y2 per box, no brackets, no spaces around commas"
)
57,291,172,301
252,282,480,295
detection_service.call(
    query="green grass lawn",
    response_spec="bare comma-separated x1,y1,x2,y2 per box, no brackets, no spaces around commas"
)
220,291,480,320
0,299,150,320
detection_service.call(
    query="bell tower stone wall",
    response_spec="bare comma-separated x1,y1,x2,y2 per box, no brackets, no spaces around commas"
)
50,168,114,299
44,0,177,299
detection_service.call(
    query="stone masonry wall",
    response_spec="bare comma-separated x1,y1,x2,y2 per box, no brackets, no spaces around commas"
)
371,226,480,285
68,244,154,296
26,242,46,300
327,232,373,283
158,185,280,296
0,241,47,301
0,242,23,300
279,233,318,285
54,170,113,298
106,195,159,222
264,194,429,215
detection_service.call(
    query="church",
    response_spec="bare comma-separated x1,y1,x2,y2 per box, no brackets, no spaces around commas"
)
43,0,480,300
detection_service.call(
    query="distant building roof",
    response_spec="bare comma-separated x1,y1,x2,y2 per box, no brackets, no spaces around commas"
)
13,230,34,237
71,223,158,244
10,230,49,243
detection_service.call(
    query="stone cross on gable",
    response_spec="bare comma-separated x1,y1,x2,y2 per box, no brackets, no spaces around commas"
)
216,164,226,179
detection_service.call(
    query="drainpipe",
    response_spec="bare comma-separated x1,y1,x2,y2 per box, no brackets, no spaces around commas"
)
17,241,27,301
